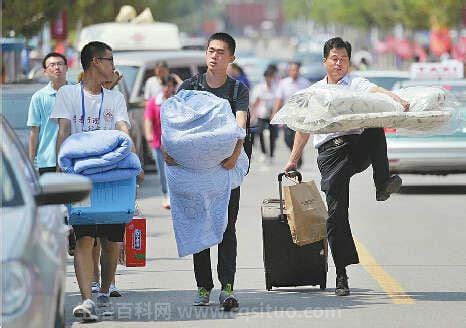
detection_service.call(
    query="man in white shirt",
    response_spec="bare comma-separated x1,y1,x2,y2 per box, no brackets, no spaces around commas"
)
144,60,169,101
51,41,132,321
273,62,311,166
284,37,409,297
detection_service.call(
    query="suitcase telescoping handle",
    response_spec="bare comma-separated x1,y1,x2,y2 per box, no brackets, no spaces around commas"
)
277,171,302,221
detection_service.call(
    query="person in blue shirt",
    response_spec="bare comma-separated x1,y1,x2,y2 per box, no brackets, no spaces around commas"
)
27,52,68,175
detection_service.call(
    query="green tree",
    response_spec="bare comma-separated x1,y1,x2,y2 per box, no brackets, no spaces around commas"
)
2,0,62,37
282,0,464,29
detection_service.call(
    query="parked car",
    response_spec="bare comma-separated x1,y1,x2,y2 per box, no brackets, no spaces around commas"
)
113,50,206,166
352,70,410,90
386,79,466,175
1,83,44,149
293,51,326,83
1,114,92,328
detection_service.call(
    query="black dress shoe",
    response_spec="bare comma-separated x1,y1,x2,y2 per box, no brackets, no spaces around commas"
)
335,274,350,296
376,175,402,201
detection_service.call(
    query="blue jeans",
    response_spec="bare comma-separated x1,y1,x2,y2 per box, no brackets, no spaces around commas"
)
152,148,168,196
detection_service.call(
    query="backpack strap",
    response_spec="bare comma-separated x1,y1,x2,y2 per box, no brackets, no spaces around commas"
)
233,79,240,104
191,73,204,91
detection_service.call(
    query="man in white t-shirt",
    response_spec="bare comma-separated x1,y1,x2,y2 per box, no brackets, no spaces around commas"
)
51,41,132,321
272,62,311,166
143,60,169,101
284,37,410,297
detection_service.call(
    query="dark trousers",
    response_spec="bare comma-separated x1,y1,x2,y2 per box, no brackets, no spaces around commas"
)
256,118,278,157
284,126,295,151
193,187,240,290
316,128,390,268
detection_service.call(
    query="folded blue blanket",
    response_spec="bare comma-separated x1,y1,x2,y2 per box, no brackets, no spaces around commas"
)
58,130,141,182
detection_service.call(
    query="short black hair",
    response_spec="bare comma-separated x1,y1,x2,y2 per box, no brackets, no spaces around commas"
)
156,60,168,69
81,41,112,71
264,65,277,77
323,37,352,59
289,61,301,69
42,52,67,69
206,32,236,55
161,74,179,87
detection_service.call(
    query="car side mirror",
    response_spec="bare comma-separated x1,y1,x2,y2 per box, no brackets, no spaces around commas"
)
35,173,92,206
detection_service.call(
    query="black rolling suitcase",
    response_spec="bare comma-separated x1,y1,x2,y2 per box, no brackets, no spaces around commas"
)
261,171,328,291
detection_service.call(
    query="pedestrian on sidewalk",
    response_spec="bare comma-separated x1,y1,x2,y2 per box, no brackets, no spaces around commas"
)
144,60,169,101
27,52,68,175
144,74,179,209
51,41,135,321
251,65,279,163
165,32,249,311
272,61,310,168
284,37,409,297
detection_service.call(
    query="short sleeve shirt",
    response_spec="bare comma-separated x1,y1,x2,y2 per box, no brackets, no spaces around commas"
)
312,74,377,148
251,82,277,119
50,83,130,135
276,76,311,103
178,73,249,113
26,82,61,168
144,76,163,100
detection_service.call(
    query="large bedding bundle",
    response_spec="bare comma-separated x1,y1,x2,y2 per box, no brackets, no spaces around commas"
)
161,90,248,257
271,85,461,134
162,90,246,169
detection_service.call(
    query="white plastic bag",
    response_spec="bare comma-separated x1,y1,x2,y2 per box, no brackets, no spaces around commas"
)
271,85,461,134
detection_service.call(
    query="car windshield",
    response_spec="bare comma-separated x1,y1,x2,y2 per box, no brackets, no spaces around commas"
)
445,86,466,104
367,76,410,90
0,150,24,207
115,65,139,96
294,52,322,65
1,92,33,129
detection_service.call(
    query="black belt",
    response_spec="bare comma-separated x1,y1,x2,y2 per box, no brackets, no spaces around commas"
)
318,136,351,153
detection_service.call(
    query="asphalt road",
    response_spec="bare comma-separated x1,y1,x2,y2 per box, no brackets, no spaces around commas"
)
65,136,466,327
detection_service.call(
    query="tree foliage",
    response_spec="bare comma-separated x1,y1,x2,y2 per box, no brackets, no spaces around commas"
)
2,0,206,38
2,0,62,37
282,0,464,29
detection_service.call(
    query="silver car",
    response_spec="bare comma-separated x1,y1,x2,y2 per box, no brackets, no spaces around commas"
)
387,79,466,174
1,115,91,328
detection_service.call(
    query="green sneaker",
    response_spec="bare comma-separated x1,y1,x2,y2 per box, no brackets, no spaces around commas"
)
193,287,211,306
219,283,239,311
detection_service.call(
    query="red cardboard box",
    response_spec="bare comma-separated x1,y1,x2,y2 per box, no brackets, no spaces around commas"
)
125,217,146,267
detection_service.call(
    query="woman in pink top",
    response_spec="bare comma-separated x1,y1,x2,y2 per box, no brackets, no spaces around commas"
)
144,75,178,209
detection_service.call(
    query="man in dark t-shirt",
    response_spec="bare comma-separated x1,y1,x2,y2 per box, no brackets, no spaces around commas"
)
165,32,249,311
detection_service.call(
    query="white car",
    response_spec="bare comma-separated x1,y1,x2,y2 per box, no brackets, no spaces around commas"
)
1,115,91,328
386,79,466,174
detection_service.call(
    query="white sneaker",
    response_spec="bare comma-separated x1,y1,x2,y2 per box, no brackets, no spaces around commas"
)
73,299,98,321
109,284,122,297
91,281,100,293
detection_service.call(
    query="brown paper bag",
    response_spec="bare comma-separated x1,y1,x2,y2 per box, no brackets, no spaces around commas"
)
283,180,328,246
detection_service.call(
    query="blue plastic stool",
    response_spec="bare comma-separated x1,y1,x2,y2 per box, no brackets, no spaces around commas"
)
68,177,136,225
